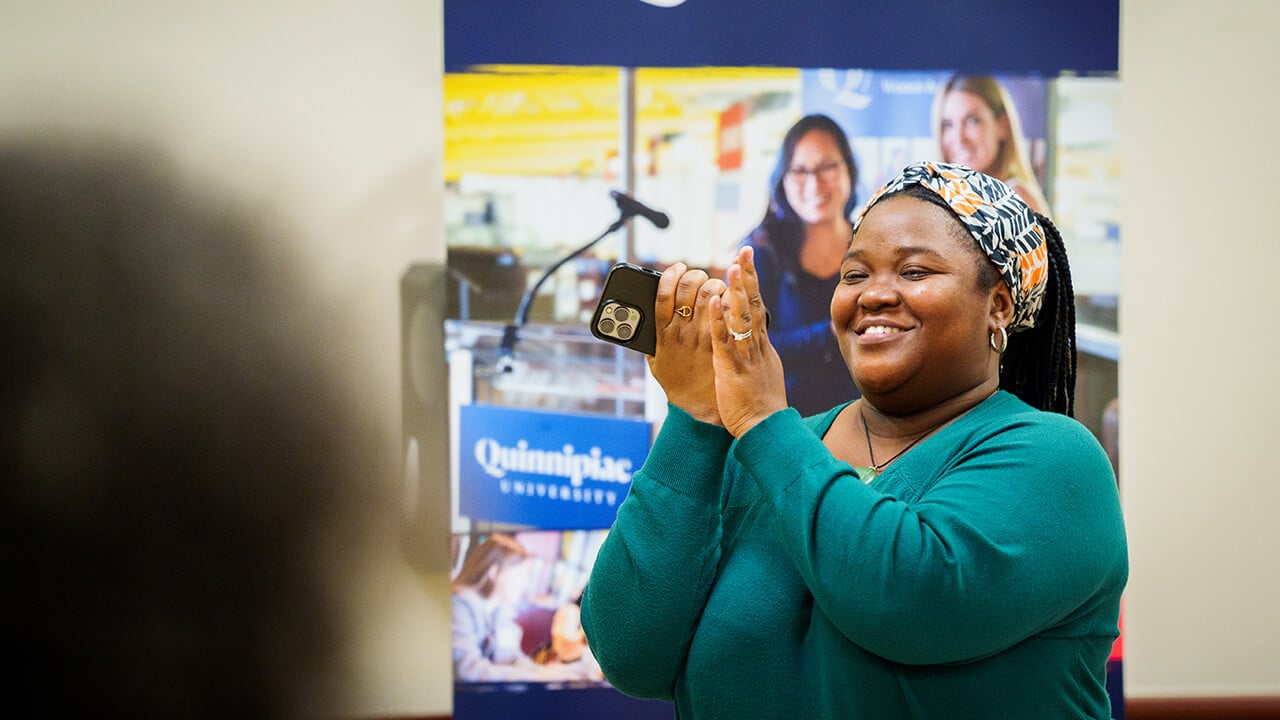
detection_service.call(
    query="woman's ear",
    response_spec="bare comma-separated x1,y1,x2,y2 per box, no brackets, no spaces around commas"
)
990,281,1015,330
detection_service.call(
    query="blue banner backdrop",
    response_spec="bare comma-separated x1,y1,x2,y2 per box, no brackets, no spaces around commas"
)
445,0,1118,74
459,404,651,529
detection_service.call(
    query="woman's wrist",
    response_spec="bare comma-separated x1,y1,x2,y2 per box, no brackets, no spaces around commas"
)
677,401,723,427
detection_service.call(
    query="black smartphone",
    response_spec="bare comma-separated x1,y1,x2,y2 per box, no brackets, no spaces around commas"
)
590,262,662,355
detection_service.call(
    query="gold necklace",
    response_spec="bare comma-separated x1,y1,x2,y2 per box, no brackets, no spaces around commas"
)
852,405,941,484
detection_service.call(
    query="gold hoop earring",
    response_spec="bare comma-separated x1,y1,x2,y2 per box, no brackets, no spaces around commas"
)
990,326,1008,354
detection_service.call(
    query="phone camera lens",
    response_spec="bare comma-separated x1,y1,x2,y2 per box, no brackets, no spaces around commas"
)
611,305,631,321
616,323,633,340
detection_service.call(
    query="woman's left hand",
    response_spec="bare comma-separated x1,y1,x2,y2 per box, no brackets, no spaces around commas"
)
709,246,788,437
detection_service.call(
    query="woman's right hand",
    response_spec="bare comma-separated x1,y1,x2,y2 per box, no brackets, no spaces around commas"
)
708,247,788,438
648,262,726,425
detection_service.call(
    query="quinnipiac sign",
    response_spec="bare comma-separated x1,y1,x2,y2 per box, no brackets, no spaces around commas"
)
458,404,651,529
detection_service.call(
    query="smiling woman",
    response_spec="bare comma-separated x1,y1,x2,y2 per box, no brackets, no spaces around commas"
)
580,161,1127,720
739,113,862,416
833,192,999,412
933,74,1050,215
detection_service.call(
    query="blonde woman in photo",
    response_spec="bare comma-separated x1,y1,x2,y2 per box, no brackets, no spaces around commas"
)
934,74,1050,215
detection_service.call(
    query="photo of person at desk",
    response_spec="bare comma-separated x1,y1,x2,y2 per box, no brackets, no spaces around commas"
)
451,533,601,683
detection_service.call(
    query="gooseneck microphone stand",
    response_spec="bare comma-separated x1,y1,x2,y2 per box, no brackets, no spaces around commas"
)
498,194,668,371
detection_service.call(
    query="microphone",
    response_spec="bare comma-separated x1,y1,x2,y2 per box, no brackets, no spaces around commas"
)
610,190,670,229
498,190,671,371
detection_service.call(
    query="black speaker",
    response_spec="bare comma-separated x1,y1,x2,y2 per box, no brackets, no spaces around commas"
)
400,263,452,573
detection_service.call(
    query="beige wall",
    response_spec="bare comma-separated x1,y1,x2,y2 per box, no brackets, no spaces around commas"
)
6,0,1280,714
1,1,453,715
1121,0,1280,699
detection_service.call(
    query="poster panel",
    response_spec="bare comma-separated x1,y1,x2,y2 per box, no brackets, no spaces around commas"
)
445,1,1119,74
458,404,649,530
451,529,674,720
444,3,1122,708
799,69,1049,206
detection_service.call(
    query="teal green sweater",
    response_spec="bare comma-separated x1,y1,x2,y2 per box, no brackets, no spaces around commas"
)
581,391,1127,719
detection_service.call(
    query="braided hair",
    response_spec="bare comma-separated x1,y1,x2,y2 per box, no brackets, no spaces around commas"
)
884,185,1077,416
1001,212,1076,416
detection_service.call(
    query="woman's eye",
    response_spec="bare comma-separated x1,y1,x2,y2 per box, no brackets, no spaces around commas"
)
901,268,931,279
841,270,867,283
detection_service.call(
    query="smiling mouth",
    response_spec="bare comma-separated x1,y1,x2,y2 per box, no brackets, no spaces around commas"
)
860,325,905,337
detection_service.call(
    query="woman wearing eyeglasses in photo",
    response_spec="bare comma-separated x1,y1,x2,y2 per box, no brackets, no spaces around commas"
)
738,114,862,416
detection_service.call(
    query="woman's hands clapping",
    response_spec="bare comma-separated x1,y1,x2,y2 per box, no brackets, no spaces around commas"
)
708,247,788,437
648,248,788,436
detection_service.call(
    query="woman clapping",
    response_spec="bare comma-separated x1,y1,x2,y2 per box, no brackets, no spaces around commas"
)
582,162,1126,720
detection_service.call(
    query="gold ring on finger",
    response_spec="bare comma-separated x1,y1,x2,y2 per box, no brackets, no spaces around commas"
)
675,305,693,318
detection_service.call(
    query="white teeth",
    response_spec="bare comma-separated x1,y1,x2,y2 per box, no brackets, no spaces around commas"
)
862,325,902,336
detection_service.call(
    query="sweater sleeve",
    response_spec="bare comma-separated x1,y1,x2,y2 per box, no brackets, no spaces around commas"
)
579,404,733,699
733,404,1126,666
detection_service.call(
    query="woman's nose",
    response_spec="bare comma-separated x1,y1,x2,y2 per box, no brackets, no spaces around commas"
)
858,275,900,308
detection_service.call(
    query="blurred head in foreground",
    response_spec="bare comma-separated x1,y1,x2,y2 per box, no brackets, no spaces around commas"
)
0,136,382,718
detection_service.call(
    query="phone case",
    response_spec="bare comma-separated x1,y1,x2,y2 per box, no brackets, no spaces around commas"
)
590,262,662,355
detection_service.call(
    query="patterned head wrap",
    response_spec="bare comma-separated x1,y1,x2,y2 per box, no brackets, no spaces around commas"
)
852,161,1048,332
